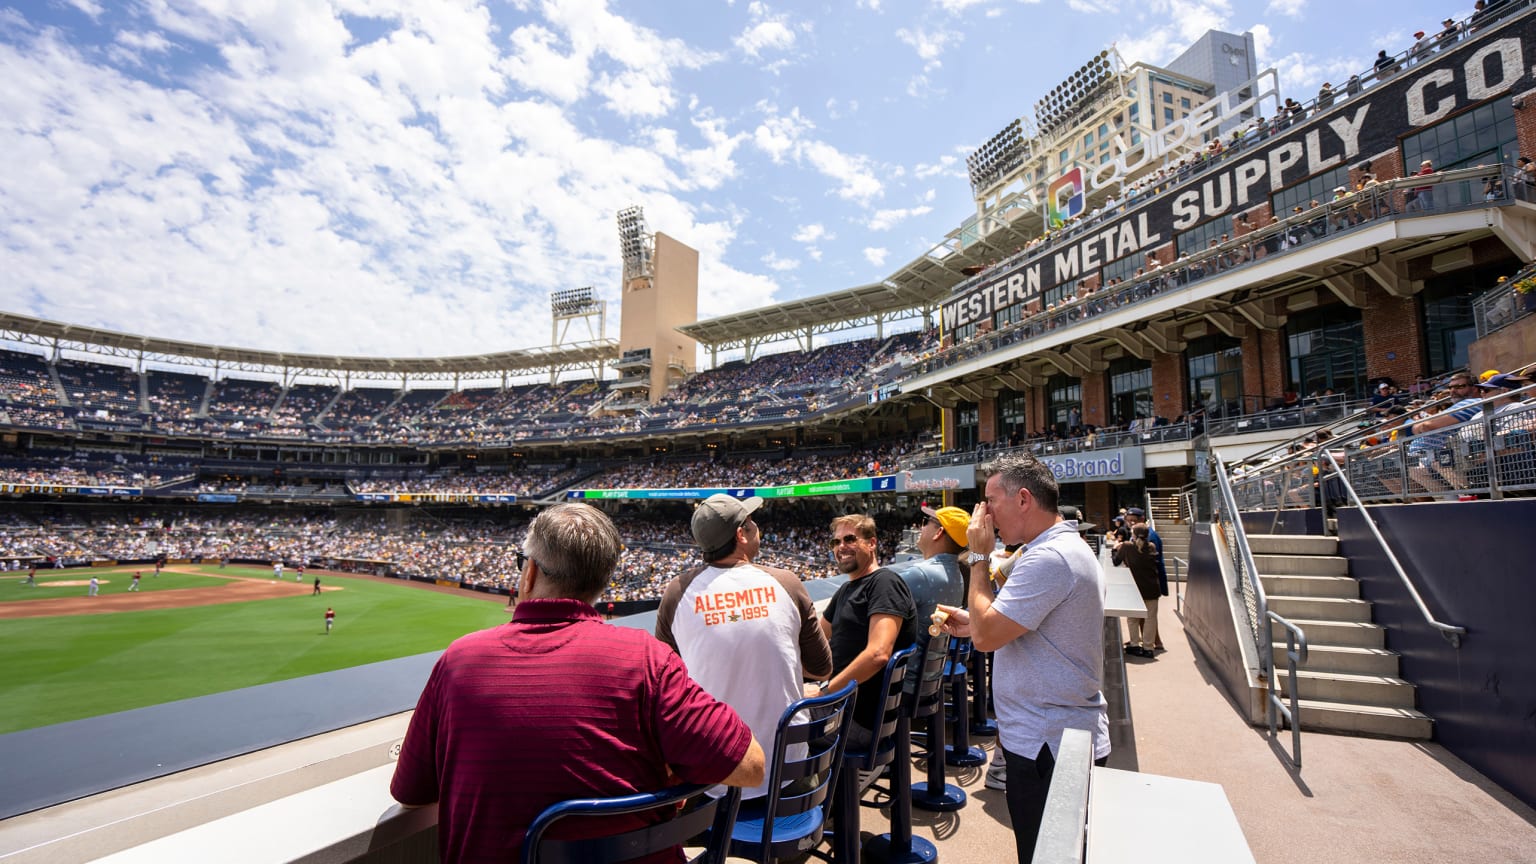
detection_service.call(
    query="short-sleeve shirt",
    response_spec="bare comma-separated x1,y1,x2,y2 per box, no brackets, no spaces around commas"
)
654,560,833,799
1409,397,1484,455
989,521,1110,762
389,598,752,864
824,568,918,729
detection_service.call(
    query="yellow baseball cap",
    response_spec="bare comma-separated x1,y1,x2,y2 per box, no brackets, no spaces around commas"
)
921,506,971,548
1479,369,1501,383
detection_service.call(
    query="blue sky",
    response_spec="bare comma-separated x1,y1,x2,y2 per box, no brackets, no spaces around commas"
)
0,0,1466,359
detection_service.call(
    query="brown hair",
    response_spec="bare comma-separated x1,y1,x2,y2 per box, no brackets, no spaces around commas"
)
830,514,877,540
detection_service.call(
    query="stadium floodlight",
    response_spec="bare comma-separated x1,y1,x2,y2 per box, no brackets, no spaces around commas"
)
550,287,598,317
616,205,653,281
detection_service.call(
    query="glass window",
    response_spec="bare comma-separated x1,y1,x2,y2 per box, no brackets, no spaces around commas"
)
1401,99,1518,208
1176,214,1234,256
1163,92,1173,103
1419,260,1514,375
1181,97,1191,109
954,402,980,451
1164,107,1175,123
1101,251,1141,287
1099,123,1110,138
999,389,1029,443
1046,374,1083,435
1271,164,1351,219
1285,306,1365,399
1186,335,1244,418
1108,357,1153,427
1084,132,1094,147
1129,103,1139,119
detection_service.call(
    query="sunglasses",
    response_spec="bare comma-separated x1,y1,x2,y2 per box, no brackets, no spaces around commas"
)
829,533,865,547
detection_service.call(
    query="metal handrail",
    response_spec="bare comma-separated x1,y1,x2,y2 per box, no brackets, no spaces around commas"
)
1266,610,1308,767
1209,448,1272,684
1171,556,1188,613
1318,454,1467,648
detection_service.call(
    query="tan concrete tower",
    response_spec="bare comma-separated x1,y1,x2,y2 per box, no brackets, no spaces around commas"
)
612,206,699,404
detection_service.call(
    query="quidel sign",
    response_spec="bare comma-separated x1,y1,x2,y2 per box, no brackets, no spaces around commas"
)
942,12,1536,332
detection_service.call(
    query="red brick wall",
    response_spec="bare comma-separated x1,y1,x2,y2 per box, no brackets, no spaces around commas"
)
1081,371,1108,428
978,397,997,444
1514,102,1536,165
1084,483,1114,532
1361,285,1423,386
1151,350,1187,419
1241,328,1266,407
1031,386,1048,435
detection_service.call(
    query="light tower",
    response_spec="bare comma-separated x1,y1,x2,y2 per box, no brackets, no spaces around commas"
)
611,205,698,405
549,286,607,385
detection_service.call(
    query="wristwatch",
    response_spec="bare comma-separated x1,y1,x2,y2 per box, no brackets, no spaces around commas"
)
964,551,990,567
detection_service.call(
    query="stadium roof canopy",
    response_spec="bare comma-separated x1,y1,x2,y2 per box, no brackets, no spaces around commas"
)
0,311,618,383
677,215,1042,353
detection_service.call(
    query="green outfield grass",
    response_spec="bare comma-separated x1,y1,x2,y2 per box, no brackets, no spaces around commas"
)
0,566,512,734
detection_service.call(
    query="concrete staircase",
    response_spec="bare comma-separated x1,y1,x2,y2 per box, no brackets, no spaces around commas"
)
1147,494,1191,578
1251,534,1433,740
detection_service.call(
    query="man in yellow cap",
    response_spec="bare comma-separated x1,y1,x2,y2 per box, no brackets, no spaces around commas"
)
891,505,970,626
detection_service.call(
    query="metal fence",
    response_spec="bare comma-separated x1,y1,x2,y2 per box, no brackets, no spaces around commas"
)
1232,396,1536,507
1472,278,1536,339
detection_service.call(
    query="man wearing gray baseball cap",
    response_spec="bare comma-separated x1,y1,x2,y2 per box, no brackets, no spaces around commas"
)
655,494,833,800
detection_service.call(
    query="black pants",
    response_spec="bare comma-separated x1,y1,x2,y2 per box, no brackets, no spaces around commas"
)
1003,742,1108,862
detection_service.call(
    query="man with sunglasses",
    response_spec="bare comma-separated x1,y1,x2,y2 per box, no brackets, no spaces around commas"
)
813,514,918,751
1408,374,1486,494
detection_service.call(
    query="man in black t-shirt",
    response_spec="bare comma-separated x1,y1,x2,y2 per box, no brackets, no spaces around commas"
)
814,514,918,752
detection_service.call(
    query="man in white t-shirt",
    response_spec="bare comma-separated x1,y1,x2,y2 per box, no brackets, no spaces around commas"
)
655,494,833,800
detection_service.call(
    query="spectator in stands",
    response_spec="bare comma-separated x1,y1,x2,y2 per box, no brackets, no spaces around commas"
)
889,505,968,694
935,453,1110,864
390,503,765,862
1407,374,1486,495
654,495,832,801
816,513,917,752
1408,159,1436,211
1113,525,1163,659
1124,507,1168,641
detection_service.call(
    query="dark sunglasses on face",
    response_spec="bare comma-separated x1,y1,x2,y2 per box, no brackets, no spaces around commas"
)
830,533,863,547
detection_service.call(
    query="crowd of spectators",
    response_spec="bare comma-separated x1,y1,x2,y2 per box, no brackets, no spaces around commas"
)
0,329,935,446
0,501,919,599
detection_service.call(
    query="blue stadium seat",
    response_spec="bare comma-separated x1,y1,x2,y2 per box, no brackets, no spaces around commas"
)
866,631,951,862
829,645,916,864
727,681,857,863
521,782,742,864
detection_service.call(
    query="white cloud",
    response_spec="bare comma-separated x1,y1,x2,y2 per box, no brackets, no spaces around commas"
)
792,223,830,243
0,2,777,357
1266,0,1306,17
735,2,798,58
857,0,883,9
761,250,800,271
62,0,104,18
935,0,990,13
863,246,889,266
750,105,883,203
896,26,960,65
1113,0,1234,67
867,205,932,231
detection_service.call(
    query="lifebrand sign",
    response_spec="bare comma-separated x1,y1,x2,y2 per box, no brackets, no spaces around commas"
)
1036,447,1145,484
941,13,1536,332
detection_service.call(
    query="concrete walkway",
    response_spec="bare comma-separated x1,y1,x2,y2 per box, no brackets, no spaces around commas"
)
900,599,1536,864
1122,600,1536,863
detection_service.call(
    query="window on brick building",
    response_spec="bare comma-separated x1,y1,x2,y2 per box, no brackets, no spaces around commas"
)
1046,373,1083,435
1271,164,1351,220
1176,214,1235,256
1419,259,1518,375
954,401,980,451
999,389,1028,444
1108,357,1154,427
1286,306,1366,399
1186,334,1244,418
1402,98,1517,180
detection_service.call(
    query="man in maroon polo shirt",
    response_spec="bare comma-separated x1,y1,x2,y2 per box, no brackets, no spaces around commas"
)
390,503,765,864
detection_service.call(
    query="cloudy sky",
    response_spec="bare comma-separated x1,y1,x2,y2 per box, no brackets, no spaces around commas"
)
0,0,1464,359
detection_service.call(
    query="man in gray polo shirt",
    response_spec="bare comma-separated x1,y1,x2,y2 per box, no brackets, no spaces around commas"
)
936,453,1109,862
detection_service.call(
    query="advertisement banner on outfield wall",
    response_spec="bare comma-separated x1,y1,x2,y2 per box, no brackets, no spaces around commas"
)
940,14,1536,332
898,465,977,492
1036,447,1145,484
569,475,903,500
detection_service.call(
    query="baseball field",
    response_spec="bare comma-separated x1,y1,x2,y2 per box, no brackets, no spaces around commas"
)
0,564,512,735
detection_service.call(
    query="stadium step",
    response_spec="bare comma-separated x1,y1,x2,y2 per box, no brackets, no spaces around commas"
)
1247,534,1338,556
1259,574,1359,598
1274,669,1418,708
1267,595,1374,622
1273,643,1400,676
1252,553,1350,576
1270,618,1386,648
1288,699,1434,740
